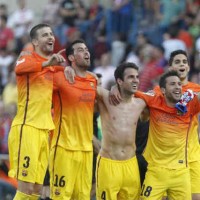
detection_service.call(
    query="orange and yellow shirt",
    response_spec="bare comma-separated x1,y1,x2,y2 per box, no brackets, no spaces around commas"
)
51,70,96,151
135,91,200,169
154,82,200,162
12,52,62,130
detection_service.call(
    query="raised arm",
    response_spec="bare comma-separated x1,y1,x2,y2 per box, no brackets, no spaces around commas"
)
96,86,106,100
42,49,66,67
15,49,66,75
109,84,122,105
15,54,43,75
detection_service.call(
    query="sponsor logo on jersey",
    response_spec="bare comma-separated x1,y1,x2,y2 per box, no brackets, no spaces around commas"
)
16,58,25,66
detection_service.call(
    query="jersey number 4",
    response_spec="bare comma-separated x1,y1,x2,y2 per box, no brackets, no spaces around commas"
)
101,191,106,200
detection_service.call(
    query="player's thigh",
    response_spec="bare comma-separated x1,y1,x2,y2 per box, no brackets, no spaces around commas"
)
73,151,93,200
190,161,200,194
168,167,191,200
140,166,167,200
95,155,121,200
8,126,19,177
8,125,49,184
119,156,141,200
49,147,81,199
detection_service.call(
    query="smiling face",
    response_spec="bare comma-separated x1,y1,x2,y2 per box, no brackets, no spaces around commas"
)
162,76,182,105
170,54,190,82
118,68,139,95
32,27,55,57
70,42,90,70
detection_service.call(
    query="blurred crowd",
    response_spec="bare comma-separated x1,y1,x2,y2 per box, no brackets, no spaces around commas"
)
0,0,200,172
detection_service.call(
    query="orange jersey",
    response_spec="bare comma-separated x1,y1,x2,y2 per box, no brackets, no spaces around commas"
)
12,52,59,130
154,82,200,162
51,70,97,151
135,91,200,169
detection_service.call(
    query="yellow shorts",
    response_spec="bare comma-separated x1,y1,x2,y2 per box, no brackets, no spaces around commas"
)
49,146,93,200
140,165,191,200
8,125,49,184
96,155,141,200
189,160,200,193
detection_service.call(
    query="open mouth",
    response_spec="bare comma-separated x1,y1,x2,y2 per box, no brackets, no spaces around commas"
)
132,84,137,89
47,42,54,47
174,91,181,97
85,57,90,62
179,69,185,72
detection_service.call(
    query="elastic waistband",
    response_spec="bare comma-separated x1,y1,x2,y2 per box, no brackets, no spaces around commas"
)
97,154,137,163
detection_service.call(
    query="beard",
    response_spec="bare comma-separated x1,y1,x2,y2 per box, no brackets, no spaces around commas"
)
167,93,181,104
76,60,90,70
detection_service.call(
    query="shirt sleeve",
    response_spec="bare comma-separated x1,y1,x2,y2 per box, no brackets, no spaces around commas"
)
15,54,43,75
135,91,153,105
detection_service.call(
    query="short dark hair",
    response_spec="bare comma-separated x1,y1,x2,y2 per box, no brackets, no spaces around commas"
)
114,62,139,81
65,39,86,65
159,70,180,88
30,23,51,40
168,50,189,66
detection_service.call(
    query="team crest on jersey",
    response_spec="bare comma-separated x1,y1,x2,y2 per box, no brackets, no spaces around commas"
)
90,82,95,88
177,110,184,116
144,90,155,96
55,189,61,196
22,170,28,177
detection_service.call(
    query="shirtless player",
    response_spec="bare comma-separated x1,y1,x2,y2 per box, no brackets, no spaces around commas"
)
95,62,147,200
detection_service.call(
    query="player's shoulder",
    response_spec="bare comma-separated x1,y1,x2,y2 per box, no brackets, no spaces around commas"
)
16,51,35,64
18,51,34,59
136,90,157,97
134,96,146,106
86,72,97,81
185,81,200,91
135,90,163,108
144,90,156,96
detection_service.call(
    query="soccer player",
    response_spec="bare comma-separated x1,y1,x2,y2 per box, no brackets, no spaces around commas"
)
64,61,148,199
95,62,147,200
110,50,200,199
49,39,97,199
8,23,65,200
137,70,200,199
154,50,200,200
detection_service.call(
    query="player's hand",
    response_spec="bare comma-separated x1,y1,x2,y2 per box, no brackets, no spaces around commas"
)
41,186,50,199
43,49,66,67
109,84,122,105
64,66,75,84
